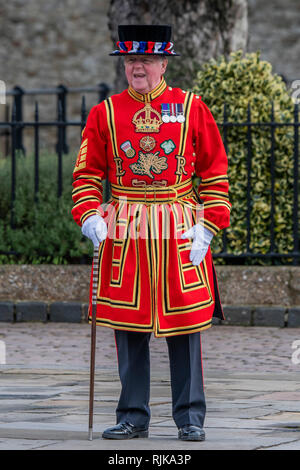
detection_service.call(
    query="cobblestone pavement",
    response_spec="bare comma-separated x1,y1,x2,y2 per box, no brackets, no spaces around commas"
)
0,322,300,451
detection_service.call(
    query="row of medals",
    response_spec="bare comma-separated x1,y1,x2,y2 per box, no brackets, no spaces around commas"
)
161,103,185,123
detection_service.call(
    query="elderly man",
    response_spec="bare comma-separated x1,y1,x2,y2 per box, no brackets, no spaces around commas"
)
72,24,231,441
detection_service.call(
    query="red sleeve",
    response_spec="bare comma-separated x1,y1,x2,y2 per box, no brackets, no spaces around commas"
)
194,98,231,235
71,104,108,226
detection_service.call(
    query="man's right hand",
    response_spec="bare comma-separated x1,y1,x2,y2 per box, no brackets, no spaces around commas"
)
81,214,108,247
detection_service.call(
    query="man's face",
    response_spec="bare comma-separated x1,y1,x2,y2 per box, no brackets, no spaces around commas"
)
124,56,168,94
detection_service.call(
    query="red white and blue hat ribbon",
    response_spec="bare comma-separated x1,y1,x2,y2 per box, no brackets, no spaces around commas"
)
110,40,178,56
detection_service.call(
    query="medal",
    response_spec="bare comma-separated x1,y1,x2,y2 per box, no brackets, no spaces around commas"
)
176,103,185,123
170,103,177,123
161,103,185,123
161,103,170,123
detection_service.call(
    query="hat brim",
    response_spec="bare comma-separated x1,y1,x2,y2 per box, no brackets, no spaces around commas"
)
109,52,180,57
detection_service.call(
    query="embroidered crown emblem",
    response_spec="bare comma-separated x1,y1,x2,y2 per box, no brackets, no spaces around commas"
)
132,103,162,133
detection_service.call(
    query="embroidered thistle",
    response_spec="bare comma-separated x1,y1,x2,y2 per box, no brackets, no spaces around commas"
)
129,151,168,179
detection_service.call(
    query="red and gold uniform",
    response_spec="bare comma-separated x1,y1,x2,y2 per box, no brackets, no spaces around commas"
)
72,78,231,337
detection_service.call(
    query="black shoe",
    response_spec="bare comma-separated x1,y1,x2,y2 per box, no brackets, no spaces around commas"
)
102,422,149,440
178,425,205,441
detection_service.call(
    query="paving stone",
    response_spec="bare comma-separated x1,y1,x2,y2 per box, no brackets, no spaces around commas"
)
1,324,300,450
15,302,47,322
262,439,300,450
0,302,14,322
0,439,61,450
49,302,82,323
253,306,286,327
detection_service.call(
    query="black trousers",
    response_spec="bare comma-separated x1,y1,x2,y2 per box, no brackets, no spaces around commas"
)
114,330,206,429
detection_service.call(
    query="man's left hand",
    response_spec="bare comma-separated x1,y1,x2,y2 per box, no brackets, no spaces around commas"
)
181,224,214,266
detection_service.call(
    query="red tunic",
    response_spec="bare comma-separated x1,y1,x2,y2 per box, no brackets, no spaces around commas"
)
72,78,231,337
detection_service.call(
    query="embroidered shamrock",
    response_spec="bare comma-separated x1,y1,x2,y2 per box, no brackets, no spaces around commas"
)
160,139,176,155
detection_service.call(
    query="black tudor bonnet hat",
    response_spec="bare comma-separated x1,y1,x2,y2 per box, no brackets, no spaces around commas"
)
110,24,179,56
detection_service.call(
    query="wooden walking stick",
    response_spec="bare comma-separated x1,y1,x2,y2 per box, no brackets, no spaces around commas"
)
88,245,99,441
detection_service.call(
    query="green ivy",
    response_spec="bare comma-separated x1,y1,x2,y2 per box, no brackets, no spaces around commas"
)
192,50,298,265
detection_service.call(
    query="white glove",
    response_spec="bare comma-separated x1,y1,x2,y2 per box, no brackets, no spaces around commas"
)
181,224,214,266
82,214,107,247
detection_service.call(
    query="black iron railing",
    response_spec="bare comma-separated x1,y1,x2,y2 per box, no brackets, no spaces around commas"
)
219,102,299,263
1,83,110,155
216,103,300,264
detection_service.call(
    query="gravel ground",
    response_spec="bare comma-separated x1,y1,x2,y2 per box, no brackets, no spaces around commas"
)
1,322,299,374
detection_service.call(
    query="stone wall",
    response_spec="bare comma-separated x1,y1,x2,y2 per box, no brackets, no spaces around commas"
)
1,0,298,92
247,0,300,84
0,0,114,91
1,265,300,305
0,265,299,326
0,0,114,154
